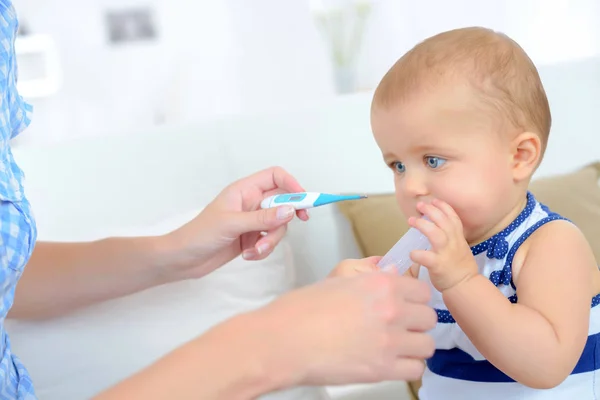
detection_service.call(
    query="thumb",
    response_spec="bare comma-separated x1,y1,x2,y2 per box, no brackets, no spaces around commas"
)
364,255,383,265
236,205,295,233
354,256,383,273
381,264,398,274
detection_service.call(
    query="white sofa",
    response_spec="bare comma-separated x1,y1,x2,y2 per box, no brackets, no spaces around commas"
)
5,55,600,400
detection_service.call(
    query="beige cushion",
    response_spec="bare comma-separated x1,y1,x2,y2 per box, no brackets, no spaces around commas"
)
337,193,410,258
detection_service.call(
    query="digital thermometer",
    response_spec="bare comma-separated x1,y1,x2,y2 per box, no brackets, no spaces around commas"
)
260,192,367,210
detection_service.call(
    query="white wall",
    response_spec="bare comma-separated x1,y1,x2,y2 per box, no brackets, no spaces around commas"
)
14,0,336,145
12,0,600,146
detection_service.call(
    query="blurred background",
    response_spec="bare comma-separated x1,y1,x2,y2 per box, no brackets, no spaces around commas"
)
6,2,600,400
13,0,600,146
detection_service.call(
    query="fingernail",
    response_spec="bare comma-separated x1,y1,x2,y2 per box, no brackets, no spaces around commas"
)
257,242,270,255
243,250,257,260
381,264,397,273
277,206,294,220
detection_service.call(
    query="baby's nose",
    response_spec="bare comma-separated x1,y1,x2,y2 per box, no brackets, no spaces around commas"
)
402,172,428,197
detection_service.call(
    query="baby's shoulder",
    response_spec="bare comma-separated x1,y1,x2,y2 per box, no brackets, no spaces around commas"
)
512,219,594,282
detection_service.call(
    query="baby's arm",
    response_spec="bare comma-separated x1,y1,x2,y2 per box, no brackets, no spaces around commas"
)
443,220,596,389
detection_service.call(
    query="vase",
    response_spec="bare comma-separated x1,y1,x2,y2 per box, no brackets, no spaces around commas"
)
333,64,357,94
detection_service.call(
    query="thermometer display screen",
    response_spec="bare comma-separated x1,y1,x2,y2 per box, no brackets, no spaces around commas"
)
289,195,303,201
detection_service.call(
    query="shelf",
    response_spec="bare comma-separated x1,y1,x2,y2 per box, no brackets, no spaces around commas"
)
15,34,61,99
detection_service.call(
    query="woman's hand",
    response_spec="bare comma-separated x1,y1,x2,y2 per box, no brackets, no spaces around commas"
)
327,256,382,278
95,260,437,400
164,166,309,280
253,266,437,387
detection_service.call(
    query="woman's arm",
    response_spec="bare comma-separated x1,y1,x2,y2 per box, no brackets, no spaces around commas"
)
9,237,175,319
94,267,437,399
9,166,307,320
443,221,596,388
94,311,287,400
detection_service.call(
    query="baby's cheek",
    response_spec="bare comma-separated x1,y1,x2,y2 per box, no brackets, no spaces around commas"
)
394,194,413,217
451,202,487,238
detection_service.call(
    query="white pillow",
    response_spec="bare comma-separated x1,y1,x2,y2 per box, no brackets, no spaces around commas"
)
286,205,363,286
6,209,329,400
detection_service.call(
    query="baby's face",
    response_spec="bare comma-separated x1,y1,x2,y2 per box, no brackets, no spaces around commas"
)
371,85,518,244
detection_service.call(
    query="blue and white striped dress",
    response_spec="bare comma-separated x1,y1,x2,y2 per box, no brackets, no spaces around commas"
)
418,191,600,399
0,1,38,399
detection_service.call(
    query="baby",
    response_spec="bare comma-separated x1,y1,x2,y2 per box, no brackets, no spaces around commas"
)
330,27,600,399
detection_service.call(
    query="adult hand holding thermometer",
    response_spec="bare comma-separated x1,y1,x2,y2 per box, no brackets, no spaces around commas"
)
260,192,367,210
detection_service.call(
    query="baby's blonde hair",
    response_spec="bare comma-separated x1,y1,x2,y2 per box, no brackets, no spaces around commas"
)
372,26,552,155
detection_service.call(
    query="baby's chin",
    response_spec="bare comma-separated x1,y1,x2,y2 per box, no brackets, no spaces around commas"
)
461,226,484,246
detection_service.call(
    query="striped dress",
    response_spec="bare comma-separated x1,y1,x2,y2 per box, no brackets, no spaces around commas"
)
418,191,600,399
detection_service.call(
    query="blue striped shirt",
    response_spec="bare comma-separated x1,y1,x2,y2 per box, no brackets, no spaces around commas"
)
0,1,38,398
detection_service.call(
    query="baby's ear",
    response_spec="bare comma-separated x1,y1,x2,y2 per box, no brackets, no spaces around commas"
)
510,131,542,181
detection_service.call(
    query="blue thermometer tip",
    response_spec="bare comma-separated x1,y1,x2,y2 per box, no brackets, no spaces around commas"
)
313,193,368,207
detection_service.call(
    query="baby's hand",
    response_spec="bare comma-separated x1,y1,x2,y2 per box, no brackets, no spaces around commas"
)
408,199,478,292
328,256,382,278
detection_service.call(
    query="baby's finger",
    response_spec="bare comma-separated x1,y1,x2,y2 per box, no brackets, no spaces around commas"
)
432,199,462,228
410,249,437,270
417,202,452,233
409,216,447,249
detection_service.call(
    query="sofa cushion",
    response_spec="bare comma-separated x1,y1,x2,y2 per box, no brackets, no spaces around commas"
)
337,193,410,260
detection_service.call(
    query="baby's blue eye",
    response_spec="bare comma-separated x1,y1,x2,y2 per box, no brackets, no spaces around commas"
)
392,161,405,173
425,156,446,169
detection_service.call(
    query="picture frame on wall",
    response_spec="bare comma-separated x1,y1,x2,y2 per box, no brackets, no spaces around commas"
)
105,7,158,44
